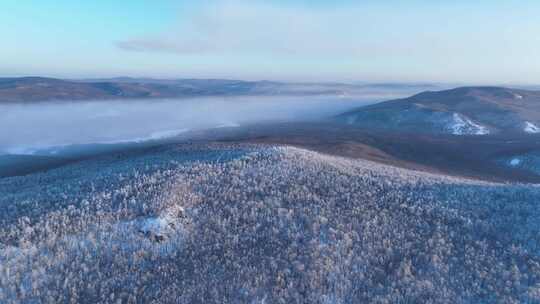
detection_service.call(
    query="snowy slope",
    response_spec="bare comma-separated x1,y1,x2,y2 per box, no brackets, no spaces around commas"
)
337,86,540,135
446,113,490,135
1,144,540,303
525,121,540,134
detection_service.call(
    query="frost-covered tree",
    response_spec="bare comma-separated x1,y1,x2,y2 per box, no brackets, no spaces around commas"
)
1,144,540,303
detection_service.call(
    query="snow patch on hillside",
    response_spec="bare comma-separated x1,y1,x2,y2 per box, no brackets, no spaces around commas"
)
500,152,540,176
447,113,490,135
525,122,540,134
136,204,186,242
510,158,521,167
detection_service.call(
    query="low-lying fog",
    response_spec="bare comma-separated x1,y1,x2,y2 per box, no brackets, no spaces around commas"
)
0,95,386,156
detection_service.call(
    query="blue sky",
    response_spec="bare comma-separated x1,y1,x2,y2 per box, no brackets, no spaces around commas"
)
2,0,540,84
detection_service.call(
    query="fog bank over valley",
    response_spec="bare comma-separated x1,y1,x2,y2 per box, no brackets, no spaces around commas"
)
0,95,388,156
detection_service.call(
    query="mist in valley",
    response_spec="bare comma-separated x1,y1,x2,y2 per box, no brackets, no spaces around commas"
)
0,95,387,156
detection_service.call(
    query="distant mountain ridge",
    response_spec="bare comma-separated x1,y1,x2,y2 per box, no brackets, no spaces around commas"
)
0,77,436,102
337,86,540,135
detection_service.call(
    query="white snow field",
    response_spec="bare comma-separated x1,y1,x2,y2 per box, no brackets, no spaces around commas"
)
1,144,540,303
525,121,540,134
510,158,522,167
447,113,490,135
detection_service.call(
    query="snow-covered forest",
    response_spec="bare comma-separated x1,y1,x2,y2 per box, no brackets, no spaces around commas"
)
1,144,540,303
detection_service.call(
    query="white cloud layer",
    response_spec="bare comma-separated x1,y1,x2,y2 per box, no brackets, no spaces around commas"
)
116,2,375,57
113,1,540,83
